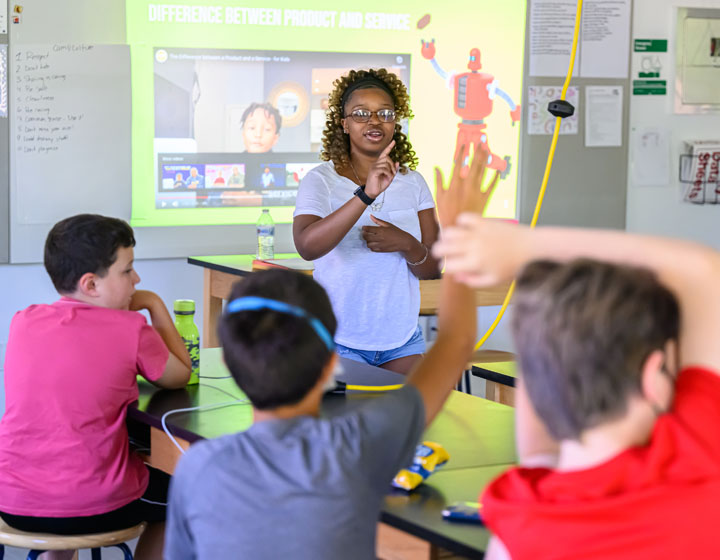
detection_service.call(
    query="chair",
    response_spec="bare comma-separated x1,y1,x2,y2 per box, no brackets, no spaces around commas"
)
0,520,146,560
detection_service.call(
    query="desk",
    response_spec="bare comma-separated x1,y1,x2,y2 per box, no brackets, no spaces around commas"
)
128,348,515,559
188,255,511,348
382,465,511,559
471,361,517,407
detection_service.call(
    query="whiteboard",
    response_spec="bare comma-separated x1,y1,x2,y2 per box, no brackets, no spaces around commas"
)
10,43,131,262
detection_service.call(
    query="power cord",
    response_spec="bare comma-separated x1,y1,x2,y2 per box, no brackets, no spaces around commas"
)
161,381,251,454
161,381,407,454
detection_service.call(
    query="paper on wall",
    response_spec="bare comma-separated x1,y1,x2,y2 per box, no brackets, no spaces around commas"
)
529,0,631,78
529,0,580,77
631,127,670,186
579,0,631,78
585,85,623,147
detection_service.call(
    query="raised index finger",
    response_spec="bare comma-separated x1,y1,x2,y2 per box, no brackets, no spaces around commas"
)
379,139,396,159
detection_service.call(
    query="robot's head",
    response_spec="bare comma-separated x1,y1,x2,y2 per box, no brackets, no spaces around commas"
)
468,48,482,71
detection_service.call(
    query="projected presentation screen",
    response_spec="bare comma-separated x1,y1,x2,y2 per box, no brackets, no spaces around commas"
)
153,48,409,211
127,1,527,227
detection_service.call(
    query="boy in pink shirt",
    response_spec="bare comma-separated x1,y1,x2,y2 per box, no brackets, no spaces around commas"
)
0,214,191,560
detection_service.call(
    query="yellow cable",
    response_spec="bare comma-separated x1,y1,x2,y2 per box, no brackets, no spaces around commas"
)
346,384,404,391
473,0,583,351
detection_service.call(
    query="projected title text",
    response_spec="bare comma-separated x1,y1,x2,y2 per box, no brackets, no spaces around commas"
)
147,4,411,30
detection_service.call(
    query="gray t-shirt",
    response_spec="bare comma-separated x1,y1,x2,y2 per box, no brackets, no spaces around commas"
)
165,385,425,560
294,162,436,350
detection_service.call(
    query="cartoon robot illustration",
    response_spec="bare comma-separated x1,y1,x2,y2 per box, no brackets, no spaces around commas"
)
421,39,521,177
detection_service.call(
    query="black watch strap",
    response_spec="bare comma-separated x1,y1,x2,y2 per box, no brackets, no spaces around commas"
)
353,185,376,205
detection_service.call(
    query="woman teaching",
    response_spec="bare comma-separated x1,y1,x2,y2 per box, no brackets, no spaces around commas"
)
293,68,440,374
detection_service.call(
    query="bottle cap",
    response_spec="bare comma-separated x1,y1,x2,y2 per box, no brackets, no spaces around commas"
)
174,299,196,314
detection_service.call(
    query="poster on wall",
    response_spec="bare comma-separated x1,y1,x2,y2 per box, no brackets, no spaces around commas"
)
632,39,668,96
527,85,579,135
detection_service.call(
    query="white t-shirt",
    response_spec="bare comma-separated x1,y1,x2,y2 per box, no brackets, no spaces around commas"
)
294,161,435,350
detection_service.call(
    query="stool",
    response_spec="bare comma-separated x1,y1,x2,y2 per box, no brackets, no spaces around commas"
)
0,520,146,560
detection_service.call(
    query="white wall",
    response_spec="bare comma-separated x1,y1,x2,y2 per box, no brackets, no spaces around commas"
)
0,259,205,417
627,0,720,246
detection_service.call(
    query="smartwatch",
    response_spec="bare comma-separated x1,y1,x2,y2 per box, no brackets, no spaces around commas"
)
353,185,376,206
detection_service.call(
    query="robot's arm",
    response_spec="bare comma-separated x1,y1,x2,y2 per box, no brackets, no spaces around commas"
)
430,58,449,81
420,39,450,82
492,85,522,124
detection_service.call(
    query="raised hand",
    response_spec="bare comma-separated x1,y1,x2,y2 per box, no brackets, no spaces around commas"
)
435,145,500,230
433,214,523,287
361,214,415,253
365,140,400,198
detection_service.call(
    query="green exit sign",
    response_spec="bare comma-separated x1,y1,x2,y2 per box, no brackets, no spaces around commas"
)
634,39,668,52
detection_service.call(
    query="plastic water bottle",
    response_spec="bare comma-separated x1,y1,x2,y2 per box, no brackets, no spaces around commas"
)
256,209,275,259
173,299,200,385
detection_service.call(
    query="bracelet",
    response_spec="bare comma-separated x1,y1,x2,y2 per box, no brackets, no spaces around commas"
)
407,243,429,266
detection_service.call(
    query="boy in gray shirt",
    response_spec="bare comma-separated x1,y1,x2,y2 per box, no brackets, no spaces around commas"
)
165,151,497,559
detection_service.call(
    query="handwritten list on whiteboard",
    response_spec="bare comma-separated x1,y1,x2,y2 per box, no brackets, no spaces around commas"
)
10,44,130,228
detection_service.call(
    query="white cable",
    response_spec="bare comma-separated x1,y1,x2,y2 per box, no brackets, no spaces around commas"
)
160,398,250,454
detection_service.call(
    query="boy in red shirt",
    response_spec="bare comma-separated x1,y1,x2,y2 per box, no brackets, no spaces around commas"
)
434,218,720,559
0,214,191,560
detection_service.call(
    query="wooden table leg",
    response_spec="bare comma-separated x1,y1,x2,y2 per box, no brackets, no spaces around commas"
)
203,268,223,348
485,381,516,407
148,427,189,475
376,523,468,560
376,522,434,560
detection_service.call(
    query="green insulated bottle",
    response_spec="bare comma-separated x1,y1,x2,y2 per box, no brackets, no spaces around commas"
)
174,299,200,385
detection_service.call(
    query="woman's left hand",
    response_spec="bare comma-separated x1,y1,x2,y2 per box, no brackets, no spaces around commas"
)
361,215,415,253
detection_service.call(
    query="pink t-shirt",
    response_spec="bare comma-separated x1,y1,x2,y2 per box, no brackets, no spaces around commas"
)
0,297,169,517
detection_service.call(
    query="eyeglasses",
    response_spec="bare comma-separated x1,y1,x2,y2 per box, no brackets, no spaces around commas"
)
344,108,396,123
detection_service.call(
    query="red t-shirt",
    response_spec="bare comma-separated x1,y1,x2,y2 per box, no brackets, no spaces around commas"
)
0,298,169,517
482,367,720,559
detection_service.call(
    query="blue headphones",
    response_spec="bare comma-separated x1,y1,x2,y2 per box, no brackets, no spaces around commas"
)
226,296,335,351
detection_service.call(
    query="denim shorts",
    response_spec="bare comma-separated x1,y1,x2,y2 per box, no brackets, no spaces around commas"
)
335,325,426,367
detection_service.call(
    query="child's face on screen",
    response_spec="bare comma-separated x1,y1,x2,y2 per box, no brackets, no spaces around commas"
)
243,108,279,153
94,246,140,310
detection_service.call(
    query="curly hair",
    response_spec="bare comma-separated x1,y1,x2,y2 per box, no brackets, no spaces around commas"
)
321,68,417,173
